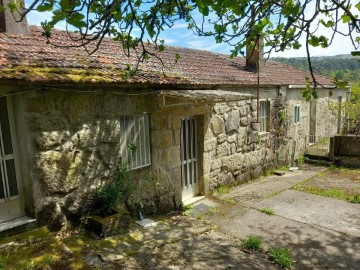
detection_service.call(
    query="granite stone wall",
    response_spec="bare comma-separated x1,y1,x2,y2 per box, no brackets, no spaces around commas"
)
8,86,347,230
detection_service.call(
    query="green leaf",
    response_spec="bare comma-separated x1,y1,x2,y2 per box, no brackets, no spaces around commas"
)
36,2,54,12
0,5,5,12
68,12,87,28
341,14,351,23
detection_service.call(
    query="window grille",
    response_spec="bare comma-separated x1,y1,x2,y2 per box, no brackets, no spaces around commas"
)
259,101,270,132
294,105,301,125
120,114,151,170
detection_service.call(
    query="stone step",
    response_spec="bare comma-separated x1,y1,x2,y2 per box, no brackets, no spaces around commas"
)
0,216,37,239
304,157,332,167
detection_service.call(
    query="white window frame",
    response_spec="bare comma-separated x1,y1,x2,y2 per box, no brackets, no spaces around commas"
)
294,105,301,125
259,100,270,133
120,114,151,170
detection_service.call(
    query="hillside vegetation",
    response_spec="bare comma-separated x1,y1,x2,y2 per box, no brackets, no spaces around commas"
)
272,55,360,102
272,55,360,81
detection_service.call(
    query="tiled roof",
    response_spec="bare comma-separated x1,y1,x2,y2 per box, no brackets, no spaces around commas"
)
0,26,334,87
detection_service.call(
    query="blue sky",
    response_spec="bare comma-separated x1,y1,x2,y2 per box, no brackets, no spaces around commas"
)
25,7,357,58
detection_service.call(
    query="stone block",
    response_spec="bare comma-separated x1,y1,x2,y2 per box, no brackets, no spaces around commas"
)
210,115,225,135
240,116,249,127
204,138,216,152
218,172,235,185
225,110,240,132
26,95,55,113
86,208,131,237
211,159,222,171
214,105,227,115
216,143,229,158
99,120,121,143
222,153,244,171
151,130,173,148
217,134,227,144
159,147,180,167
72,124,99,148
36,151,84,194
36,198,67,231
239,105,249,117
28,111,68,132
35,131,70,150
227,134,237,143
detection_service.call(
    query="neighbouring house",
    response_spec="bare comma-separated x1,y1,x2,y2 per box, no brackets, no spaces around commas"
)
0,11,349,230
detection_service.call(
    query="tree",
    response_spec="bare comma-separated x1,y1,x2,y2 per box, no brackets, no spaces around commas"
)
3,0,360,87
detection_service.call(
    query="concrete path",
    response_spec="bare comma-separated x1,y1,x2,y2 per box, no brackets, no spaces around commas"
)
205,165,360,270
256,189,360,237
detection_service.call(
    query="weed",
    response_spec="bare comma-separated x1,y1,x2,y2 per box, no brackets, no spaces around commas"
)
219,197,237,205
181,204,193,216
279,110,287,122
265,189,286,199
0,262,3,270
259,208,275,215
196,213,205,220
296,156,305,165
350,194,360,204
208,206,218,215
269,247,293,269
213,185,230,196
241,235,263,251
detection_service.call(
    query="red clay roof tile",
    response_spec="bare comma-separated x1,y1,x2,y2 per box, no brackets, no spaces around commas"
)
0,26,334,87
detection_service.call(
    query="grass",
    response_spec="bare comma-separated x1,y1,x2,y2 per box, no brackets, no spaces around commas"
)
181,204,193,216
219,197,237,205
241,235,263,251
350,194,360,204
212,185,231,196
293,180,360,204
208,206,218,215
269,247,293,269
259,208,275,215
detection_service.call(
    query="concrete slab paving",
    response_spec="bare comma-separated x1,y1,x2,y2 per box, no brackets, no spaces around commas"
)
208,208,360,270
256,189,360,237
224,165,327,204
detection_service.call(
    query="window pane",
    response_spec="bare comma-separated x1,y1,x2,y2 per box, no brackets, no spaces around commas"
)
0,97,13,155
120,114,151,170
6,159,18,197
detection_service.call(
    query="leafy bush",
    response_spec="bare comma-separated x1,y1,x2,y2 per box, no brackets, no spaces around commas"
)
269,247,293,269
93,167,133,216
241,235,263,251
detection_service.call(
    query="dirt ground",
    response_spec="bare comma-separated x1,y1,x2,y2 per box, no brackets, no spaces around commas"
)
1,165,360,270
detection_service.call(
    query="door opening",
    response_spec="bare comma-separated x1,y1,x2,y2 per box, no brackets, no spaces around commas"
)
0,96,22,223
180,117,199,202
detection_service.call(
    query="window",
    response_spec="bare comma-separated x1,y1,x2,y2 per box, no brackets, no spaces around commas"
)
259,101,270,133
120,114,151,170
294,105,301,125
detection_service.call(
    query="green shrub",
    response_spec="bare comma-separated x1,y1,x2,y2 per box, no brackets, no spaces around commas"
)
93,167,133,216
241,235,263,251
269,247,293,269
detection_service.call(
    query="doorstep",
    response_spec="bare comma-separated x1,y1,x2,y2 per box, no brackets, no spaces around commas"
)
0,216,37,239
183,196,206,206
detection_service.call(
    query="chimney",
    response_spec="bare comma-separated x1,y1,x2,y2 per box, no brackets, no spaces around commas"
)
0,0,29,35
246,35,264,73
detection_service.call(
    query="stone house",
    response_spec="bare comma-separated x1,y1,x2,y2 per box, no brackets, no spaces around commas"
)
0,15,349,230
